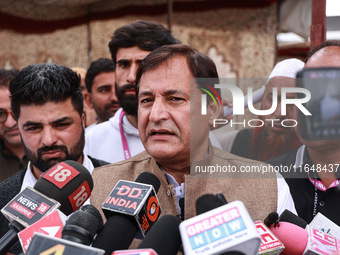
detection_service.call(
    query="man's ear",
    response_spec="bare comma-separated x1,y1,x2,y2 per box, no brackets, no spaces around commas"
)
84,93,93,109
81,112,86,129
207,100,222,125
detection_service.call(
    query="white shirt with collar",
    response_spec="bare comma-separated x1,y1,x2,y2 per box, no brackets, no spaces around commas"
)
20,153,94,192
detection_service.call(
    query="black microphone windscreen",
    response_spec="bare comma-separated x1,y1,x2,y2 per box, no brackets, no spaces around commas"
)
135,172,160,193
34,160,94,215
264,212,279,228
138,215,182,255
80,204,104,232
279,209,308,229
62,210,98,245
92,215,137,253
196,194,225,215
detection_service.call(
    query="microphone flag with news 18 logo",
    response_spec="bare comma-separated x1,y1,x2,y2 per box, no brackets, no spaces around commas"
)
1,187,60,228
102,179,161,237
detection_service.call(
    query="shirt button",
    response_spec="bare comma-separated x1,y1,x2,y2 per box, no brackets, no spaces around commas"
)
319,201,325,207
167,189,172,197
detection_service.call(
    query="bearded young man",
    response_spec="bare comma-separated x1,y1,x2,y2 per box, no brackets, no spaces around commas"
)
0,63,107,254
85,20,180,163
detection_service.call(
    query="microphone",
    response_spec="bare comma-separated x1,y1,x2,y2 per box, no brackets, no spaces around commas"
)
61,207,100,245
24,205,104,254
26,232,105,255
195,194,225,215
92,172,161,254
137,215,182,255
309,212,340,238
269,221,308,255
263,212,279,228
223,85,265,117
180,194,261,255
80,204,104,233
0,160,93,254
279,209,307,229
18,210,67,253
254,221,285,254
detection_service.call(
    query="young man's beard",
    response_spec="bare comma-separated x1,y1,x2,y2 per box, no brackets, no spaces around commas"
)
22,128,85,172
115,83,138,116
250,125,301,162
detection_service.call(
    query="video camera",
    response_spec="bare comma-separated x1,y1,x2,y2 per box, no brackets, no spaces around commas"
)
297,67,340,141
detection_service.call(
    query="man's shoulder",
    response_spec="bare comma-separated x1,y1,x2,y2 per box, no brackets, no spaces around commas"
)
87,155,110,168
92,151,153,175
214,146,265,166
0,170,24,205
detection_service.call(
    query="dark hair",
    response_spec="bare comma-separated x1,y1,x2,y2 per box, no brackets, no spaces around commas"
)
306,40,340,62
10,63,83,120
85,58,115,93
0,69,19,89
108,20,181,63
136,44,220,99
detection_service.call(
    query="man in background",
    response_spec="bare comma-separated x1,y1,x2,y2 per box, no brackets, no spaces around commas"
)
85,20,180,163
72,67,97,127
218,58,304,161
84,58,119,131
0,68,27,182
268,40,340,225
0,63,107,253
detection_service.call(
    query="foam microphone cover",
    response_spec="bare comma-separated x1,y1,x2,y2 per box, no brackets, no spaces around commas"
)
269,222,308,255
135,172,161,192
34,160,94,215
80,204,104,233
279,209,308,229
62,210,98,245
196,194,225,215
264,212,279,228
138,215,182,255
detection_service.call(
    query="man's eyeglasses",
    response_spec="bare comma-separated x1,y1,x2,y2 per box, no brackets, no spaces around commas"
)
0,109,14,124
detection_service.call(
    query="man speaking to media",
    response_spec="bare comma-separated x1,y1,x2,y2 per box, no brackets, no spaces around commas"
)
90,44,296,249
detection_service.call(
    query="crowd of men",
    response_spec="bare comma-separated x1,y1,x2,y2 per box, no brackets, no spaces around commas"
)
0,19,340,253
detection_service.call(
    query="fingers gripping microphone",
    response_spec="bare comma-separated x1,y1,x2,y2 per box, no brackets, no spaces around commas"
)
92,172,161,254
0,160,93,254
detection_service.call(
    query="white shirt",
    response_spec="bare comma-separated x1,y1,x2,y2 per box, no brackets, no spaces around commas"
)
20,153,94,192
85,108,145,163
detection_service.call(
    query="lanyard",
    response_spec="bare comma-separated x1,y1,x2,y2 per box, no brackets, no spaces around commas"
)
294,145,339,217
119,110,131,160
295,145,339,191
308,174,340,192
